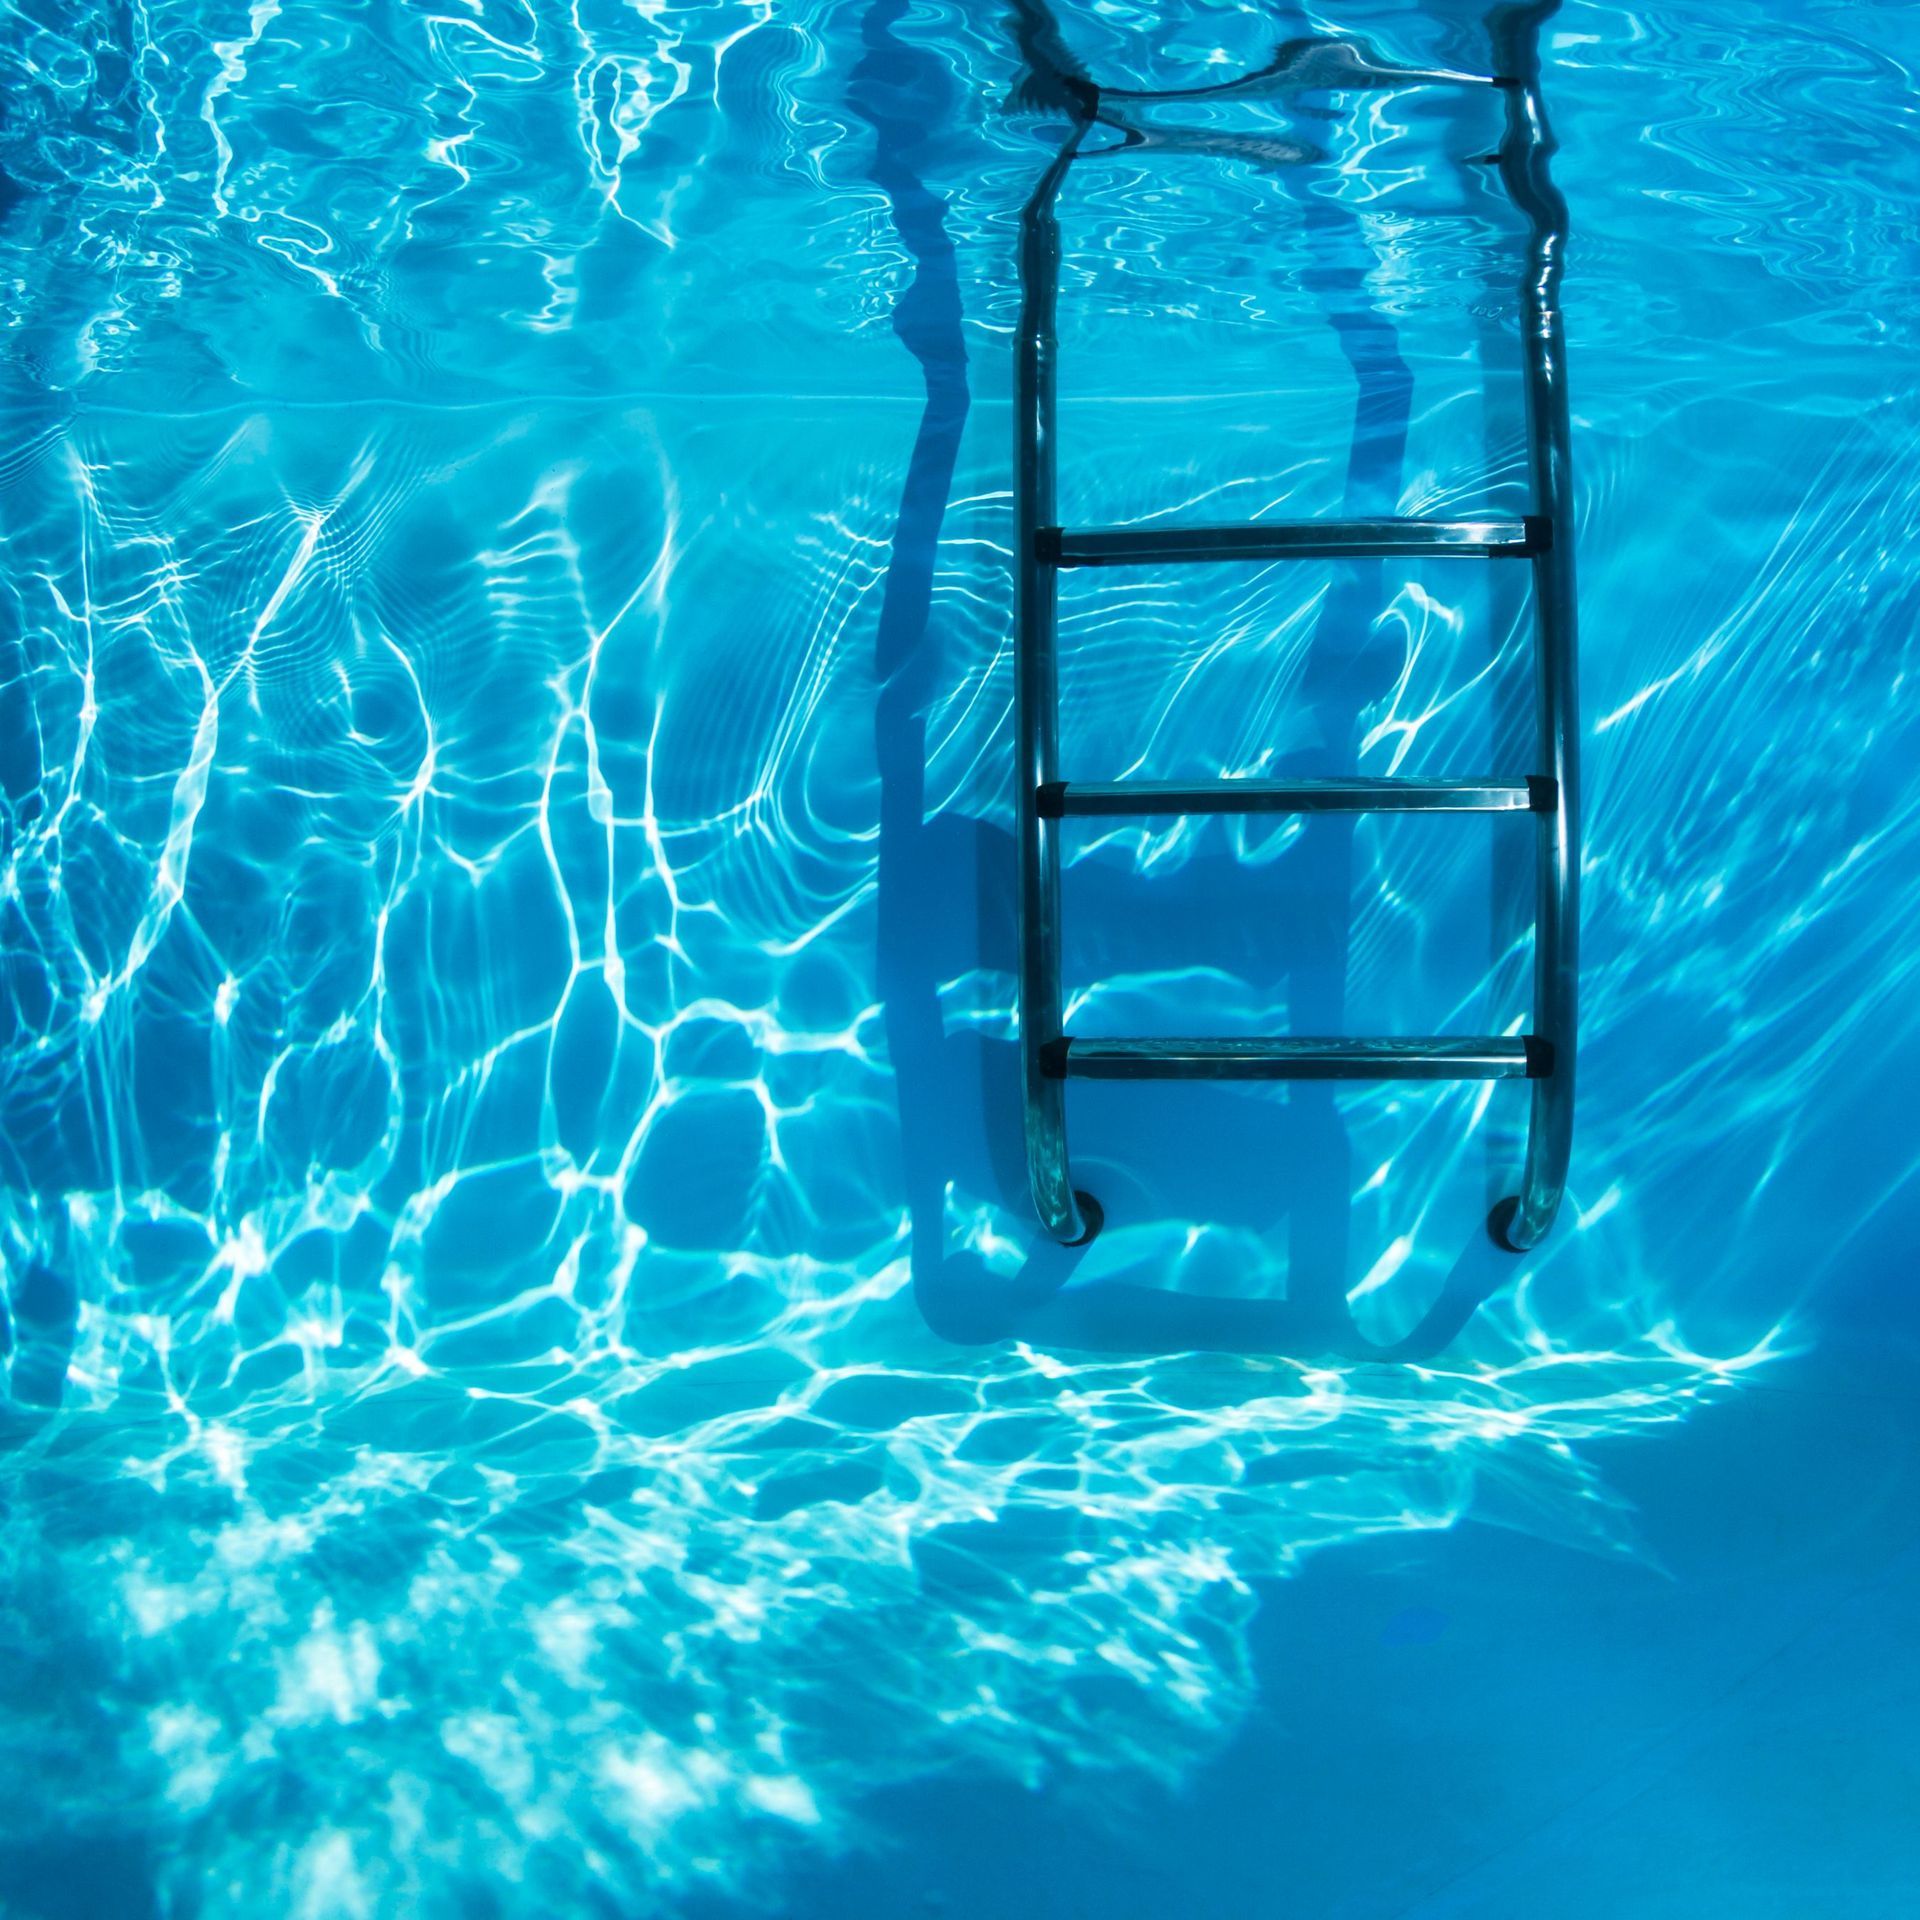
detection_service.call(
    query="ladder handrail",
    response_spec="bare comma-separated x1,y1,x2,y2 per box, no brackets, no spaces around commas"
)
1012,7,1580,1274
1014,118,1097,1248
1490,3,1580,1253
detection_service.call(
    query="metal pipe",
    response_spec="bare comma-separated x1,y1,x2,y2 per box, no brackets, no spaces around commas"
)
1053,1036,1538,1081
1051,517,1540,565
1047,777,1539,816
1015,125,1097,1246
1491,1,1580,1251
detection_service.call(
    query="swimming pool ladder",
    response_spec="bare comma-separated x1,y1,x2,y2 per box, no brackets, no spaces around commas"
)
1013,10,1579,1254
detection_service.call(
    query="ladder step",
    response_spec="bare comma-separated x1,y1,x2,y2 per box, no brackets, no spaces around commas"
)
1039,518,1546,567
1044,1036,1548,1081
1040,777,1551,818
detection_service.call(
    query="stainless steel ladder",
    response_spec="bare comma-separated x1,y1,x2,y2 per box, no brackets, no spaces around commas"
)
1013,8,1578,1255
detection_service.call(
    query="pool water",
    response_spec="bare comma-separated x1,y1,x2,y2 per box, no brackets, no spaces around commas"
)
1,2,1916,1915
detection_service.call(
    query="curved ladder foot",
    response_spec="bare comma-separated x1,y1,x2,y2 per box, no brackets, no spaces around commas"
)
1488,1192,1563,1253
1487,1196,1523,1252
1061,1189,1104,1248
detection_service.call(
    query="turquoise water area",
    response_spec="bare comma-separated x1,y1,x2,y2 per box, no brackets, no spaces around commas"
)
1,1,1916,1914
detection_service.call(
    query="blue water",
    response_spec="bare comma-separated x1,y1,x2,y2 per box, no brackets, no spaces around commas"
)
1,2,1916,1914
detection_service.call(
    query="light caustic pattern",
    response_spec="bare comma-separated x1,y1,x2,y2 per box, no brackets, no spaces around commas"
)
0,0,1915,1913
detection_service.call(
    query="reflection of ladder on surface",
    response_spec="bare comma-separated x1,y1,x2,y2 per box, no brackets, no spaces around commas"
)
1013,6,1579,1254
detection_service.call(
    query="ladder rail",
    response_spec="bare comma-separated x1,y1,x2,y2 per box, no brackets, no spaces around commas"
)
1492,2,1580,1251
1048,1036,1542,1082
1046,517,1545,565
1042,776,1548,817
1015,123,1097,1246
